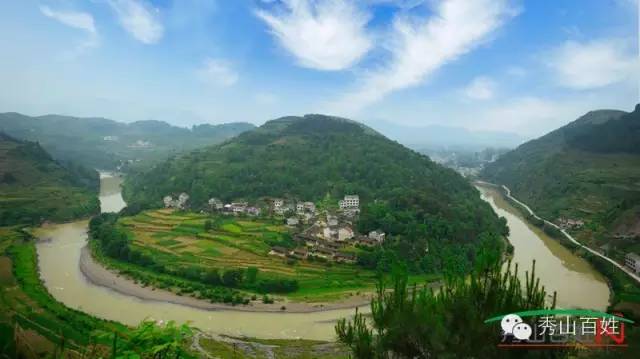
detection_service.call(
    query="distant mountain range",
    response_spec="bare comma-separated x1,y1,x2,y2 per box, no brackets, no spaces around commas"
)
481,105,640,257
0,112,256,169
123,114,507,274
0,133,99,225
366,120,526,150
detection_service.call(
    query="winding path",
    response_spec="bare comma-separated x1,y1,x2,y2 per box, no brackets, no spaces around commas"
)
476,181,640,285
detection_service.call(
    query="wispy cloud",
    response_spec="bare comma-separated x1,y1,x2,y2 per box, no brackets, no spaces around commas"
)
197,58,238,87
39,5,99,56
332,0,518,114
255,0,373,71
108,0,163,44
546,38,637,90
40,6,97,34
463,76,496,100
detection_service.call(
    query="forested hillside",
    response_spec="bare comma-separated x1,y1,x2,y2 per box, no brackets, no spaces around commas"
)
481,105,640,259
123,114,507,274
0,112,255,169
0,133,99,225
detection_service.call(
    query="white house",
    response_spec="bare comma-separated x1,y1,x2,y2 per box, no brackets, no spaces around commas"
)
247,207,261,216
208,198,223,210
231,202,248,214
287,217,300,226
368,230,386,243
339,195,359,210
163,195,174,208
338,227,354,241
177,193,190,209
296,203,305,213
273,198,284,210
625,253,640,274
323,227,337,240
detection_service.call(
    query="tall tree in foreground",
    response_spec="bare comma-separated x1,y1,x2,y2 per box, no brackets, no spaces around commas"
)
336,250,560,358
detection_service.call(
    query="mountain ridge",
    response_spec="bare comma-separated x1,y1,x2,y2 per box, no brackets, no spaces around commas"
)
123,114,508,275
0,112,256,169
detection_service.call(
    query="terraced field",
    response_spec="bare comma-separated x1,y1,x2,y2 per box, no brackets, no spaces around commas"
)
118,210,382,300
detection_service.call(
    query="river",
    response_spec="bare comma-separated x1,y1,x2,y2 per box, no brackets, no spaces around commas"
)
477,185,610,310
34,173,361,340
33,175,610,341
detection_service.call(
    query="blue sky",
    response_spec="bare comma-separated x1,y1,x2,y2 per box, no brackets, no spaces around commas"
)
0,0,637,138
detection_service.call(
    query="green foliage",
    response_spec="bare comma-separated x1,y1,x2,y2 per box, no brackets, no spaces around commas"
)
336,256,557,358
98,320,194,359
0,133,99,226
481,108,640,229
123,115,507,275
0,112,255,170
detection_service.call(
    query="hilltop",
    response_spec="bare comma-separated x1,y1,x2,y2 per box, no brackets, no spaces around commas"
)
123,114,507,275
0,133,99,225
0,112,255,169
481,105,640,260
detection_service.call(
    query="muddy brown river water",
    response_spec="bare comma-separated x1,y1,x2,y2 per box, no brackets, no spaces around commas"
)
32,174,610,341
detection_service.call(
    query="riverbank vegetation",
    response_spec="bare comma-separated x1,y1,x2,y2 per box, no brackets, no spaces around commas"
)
336,251,566,358
0,226,127,357
0,133,99,226
481,107,640,290
89,210,438,304
1,225,348,358
487,184,640,319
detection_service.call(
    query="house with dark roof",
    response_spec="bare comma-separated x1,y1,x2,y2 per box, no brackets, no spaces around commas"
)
269,246,288,257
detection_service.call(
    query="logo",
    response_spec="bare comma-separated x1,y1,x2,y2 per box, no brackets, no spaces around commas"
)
485,309,634,348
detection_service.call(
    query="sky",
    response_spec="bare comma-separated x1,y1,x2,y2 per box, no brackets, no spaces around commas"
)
0,0,638,139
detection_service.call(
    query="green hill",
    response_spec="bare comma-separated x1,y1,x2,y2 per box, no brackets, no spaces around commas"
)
0,112,255,169
481,105,640,255
0,133,100,225
123,114,507,274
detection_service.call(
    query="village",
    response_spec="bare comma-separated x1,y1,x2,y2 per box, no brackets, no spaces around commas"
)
162,193,386,265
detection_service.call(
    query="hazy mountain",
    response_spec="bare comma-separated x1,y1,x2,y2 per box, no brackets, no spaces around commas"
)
0,112,256,169
366,120,526,150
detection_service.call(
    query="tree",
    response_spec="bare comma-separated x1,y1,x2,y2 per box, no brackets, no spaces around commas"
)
245,267,259,283
99,320,194,358
336,254,558,358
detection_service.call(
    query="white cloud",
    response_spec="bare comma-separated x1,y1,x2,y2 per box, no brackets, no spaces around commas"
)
463,76,496,100
546,39,637,90
197,58,238,87
40,6,96,34
39,6,99,56
108,0,163,44
332,0,518,114
255,0,373,71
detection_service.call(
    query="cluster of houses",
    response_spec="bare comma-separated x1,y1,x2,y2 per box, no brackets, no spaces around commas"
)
211,199,262,216
268,229,386,265
162,192,386,265
556,217,585,230
269,244,358,264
